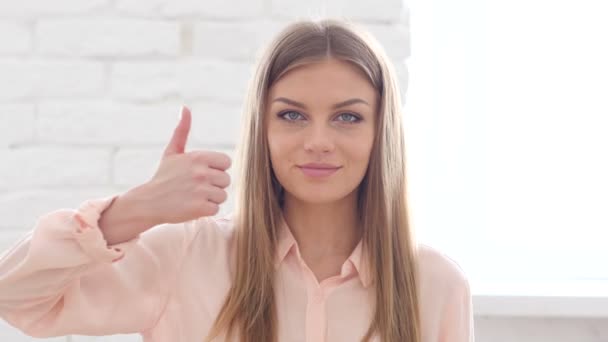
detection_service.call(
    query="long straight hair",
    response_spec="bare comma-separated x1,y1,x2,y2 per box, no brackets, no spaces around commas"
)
205,19,421,342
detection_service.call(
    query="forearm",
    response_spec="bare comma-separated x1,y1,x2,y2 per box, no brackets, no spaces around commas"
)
98,184,160,245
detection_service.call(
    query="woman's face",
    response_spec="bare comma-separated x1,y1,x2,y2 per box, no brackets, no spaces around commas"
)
266,58,378,204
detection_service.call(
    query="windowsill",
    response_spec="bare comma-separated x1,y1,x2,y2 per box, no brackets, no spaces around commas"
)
471,280,608,318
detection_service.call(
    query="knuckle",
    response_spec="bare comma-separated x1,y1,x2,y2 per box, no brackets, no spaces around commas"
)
219,189,228,202
193,168,209,182
213,152,230,166
195,183,209,197
207,203,220,215
192,151,207,163
223,155,232,167
224,173,231,185
196,194,208,206
187,151,201,163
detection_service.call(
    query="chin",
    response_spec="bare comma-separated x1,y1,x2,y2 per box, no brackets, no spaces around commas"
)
296,195,339,204
290,187,354,204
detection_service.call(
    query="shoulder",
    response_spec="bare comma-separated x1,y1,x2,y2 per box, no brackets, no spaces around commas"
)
416,244,475,339
416,244,468,282
188,212,238,253
415,243,471,298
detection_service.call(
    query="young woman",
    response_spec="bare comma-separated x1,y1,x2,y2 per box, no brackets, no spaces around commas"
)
0,19,473,342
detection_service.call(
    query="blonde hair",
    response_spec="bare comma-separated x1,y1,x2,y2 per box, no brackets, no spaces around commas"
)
205,19,420,342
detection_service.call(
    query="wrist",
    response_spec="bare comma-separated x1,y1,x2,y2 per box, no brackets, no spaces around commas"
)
121,183,162,229
98,184,159,245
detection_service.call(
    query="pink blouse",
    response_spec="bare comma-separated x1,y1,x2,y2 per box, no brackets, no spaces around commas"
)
0,194,474,341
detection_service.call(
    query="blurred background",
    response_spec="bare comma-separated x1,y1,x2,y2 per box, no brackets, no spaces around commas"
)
0,0,607,341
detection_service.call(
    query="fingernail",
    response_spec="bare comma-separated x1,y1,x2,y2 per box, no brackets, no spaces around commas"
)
178,106,184,120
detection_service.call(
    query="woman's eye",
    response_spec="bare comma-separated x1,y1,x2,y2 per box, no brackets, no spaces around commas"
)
279,111,305,121
278,111,361,123
336,113,361,123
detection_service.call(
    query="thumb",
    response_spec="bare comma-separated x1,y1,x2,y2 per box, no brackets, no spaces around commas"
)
163,105,192,157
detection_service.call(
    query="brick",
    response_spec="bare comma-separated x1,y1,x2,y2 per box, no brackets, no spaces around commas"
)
193,21,288,61
37,18,180,57
362,23,410,61
37,101,241,146
0,22,31,54
188,101,242,146
0,147,112,190
0,60,104,100
111,61,253,103
271,0,405,22
334,0,405,22
113,147,163,187
270,0,327,20
0,188,124,230
0,104,35,147
0,0,108,17
115,0,264,19
38,101,171,145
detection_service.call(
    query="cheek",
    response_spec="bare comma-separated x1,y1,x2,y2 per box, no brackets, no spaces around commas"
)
267,140,281,169
345,130,374,165
351,146,373,174
267,129,293,170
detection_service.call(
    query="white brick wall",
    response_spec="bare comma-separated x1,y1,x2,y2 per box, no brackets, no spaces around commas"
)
0,60,105,100
0,104,36,146
37,19,181,57
0,146,112,189
115,0,265,18
0,1,604,341
0,0,109,17
192,20,289,61
110,61,253,102
0,22,31,54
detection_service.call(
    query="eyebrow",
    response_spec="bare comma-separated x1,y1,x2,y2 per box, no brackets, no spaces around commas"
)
272,97,370,110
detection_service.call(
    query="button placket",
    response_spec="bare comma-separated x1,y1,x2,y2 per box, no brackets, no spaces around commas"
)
306,287,327,342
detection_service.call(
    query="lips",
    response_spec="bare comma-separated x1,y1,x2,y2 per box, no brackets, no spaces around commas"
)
297,163,342,178
298,163,341,169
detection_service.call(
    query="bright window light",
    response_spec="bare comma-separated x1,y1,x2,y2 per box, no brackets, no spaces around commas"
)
404,0,608,285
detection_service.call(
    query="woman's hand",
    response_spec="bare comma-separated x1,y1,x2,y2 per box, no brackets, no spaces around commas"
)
98,106,232,244
145,105,232,224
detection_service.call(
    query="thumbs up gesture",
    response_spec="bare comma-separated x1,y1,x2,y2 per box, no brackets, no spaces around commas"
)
145,106,232,224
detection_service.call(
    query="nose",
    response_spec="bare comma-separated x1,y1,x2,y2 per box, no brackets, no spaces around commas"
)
303,123,335,154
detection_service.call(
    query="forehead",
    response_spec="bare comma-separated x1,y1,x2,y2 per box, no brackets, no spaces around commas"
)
267,59,377,103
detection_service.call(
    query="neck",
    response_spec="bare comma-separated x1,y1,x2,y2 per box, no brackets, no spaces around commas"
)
281,190,362,262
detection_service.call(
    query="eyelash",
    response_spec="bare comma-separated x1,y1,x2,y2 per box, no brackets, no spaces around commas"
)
277,110,362,124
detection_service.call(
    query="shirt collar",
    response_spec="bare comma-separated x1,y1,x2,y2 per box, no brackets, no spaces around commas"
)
273,212,372,288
